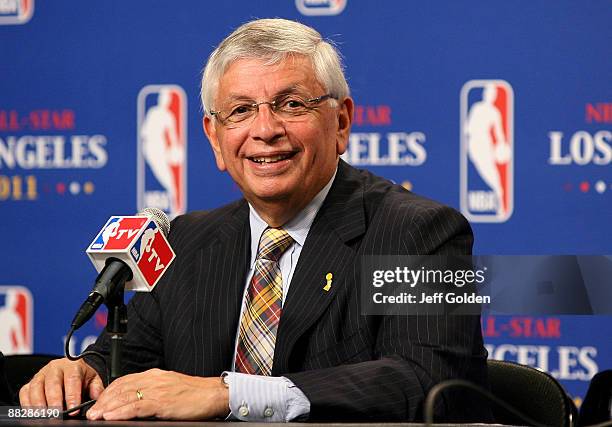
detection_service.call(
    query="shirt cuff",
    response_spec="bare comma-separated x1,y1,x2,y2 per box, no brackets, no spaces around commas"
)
222,371,310,422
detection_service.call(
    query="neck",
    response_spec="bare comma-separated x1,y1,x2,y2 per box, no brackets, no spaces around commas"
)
248,197,310,228
246,162,339,227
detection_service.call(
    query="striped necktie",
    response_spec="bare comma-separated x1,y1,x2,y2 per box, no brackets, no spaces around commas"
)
235,227,294,375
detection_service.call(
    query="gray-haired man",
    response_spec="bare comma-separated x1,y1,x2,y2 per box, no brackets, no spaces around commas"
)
20,19,490,422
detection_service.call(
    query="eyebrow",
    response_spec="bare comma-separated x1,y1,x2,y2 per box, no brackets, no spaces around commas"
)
224,84,308,103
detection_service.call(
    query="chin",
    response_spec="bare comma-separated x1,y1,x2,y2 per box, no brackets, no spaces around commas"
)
250,180,300,201
253,190,294,202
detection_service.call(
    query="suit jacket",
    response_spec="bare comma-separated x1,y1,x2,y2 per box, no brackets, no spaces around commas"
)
88,160,491,422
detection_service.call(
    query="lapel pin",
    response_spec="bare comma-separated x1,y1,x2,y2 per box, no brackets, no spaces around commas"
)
323,272,333,291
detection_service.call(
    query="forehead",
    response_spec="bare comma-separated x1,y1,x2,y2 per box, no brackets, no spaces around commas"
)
215,56,324,102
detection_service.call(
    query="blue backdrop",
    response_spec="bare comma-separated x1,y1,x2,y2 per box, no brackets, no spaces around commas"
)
1,0,610,406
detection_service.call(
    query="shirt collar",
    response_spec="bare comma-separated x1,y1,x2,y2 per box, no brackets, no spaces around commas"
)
248,167,337,268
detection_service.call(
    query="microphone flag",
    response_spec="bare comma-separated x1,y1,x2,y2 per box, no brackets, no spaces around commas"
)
86,214,175,292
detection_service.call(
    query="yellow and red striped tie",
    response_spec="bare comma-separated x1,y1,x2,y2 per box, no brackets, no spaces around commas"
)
235,227,294,375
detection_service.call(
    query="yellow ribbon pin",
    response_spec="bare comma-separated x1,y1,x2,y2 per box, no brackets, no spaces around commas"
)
323,272,333,291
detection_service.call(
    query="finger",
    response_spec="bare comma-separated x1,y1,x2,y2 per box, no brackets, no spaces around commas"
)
87,386,137,420
87,371,156,419
63,366,85,413
19,384,31,407
98,370,151,401
103,400,157,421
87,381,130,419
27,374,49,407
87,374,104,400
91,378,124,407
43,367,65,409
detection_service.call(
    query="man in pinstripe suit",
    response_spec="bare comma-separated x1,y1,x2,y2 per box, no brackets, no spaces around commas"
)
20,19,491,422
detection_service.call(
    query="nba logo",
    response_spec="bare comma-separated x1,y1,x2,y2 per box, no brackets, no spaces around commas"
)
89,216,149,251
0,0,34,25
131,222,174,287
0,286,33,354
137,85,187,219
295,0,346,16
460,80,514,223
90,217,121,249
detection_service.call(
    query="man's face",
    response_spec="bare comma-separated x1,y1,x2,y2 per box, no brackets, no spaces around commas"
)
204,57,353,211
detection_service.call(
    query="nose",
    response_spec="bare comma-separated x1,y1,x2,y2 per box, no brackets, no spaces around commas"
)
248,103,285,143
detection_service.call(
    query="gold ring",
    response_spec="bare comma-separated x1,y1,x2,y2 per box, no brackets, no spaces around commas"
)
136,389,144,401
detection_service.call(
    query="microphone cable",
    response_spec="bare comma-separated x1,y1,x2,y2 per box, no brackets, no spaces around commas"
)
64,326,109,384
61,326,108,417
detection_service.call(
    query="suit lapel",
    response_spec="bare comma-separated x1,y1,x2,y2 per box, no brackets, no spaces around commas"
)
273,161,366,374
193,201,250,376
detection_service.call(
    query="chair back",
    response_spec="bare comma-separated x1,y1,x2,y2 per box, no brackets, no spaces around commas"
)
579,370,612,426
2,353,61,402
488,359,577,427
0,351,15,405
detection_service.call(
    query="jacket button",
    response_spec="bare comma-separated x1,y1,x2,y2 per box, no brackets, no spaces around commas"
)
239,405,249,417
264,407,274,417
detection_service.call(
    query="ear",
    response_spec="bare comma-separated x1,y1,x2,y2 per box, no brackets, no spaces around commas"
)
203,115,226,171
335,96,354,155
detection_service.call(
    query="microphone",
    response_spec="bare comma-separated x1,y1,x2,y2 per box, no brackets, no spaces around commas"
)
71,208,175,330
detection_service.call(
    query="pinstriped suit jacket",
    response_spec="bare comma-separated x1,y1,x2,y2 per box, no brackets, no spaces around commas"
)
87,160,491,422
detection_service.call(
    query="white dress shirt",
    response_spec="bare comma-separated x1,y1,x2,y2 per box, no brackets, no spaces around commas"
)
223,168,337,422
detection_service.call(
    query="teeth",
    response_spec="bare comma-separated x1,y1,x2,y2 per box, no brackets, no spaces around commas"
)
251,154,291,163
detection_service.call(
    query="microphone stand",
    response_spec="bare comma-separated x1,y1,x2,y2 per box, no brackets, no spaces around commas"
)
105,285,128,383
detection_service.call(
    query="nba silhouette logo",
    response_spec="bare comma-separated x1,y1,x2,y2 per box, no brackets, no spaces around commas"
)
460,80,514,223
0,286,33,354
131,222,174,287
295,0,346,16
137,85,187,219
89,216,149,251
90,217,121,250
0,0,34,25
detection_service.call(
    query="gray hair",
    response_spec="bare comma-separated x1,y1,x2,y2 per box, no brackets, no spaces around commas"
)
200,18,349,114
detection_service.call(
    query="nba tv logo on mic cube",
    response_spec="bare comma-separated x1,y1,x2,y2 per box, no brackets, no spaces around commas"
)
87,216,175,291
137,85,187,220
460,80,514,223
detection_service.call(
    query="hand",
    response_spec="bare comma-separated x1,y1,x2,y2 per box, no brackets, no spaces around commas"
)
168,144,185,165
19,358,104,411
86,368,229,421
495,141,511,164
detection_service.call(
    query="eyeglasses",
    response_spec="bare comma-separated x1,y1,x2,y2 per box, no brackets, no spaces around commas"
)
210,93,336,128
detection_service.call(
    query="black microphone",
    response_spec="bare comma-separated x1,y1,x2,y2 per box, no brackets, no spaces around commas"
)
71,258,133,330
71,207,173,330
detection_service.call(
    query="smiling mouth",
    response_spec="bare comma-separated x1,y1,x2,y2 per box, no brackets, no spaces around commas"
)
248,152,297,164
